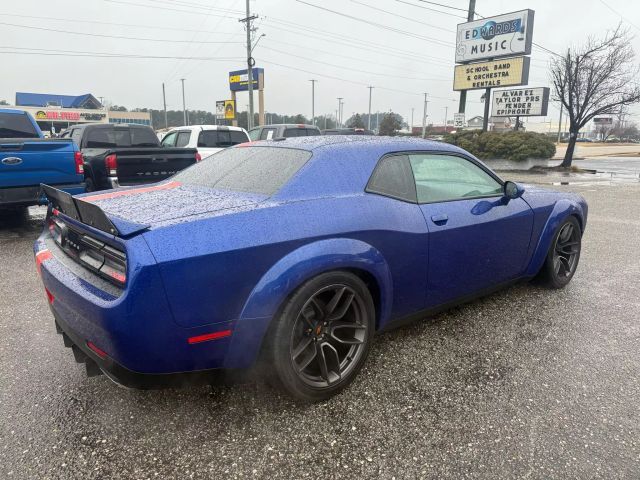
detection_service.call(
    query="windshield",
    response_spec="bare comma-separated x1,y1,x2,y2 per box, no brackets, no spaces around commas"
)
198,130,248,148
173,146,311,196
0,112,39,138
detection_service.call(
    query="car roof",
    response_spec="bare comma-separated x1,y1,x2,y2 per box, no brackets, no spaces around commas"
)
0,108,28,115
169,125,246,132
257,124,319,129
245,135,467,156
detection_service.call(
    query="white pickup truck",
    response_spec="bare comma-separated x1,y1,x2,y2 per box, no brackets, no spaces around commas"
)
160,125,250,159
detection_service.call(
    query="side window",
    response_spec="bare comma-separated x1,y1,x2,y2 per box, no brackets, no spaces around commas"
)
409,154,503,204
260,128,276,140
366,155,417,203
161,131,177,147
71,129,82,145
175,131,191,148
248,128,261,141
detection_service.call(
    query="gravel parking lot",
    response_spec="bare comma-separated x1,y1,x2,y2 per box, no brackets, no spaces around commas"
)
1,174,639,479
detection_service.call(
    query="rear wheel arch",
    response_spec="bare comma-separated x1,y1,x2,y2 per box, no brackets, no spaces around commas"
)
224,239,392,370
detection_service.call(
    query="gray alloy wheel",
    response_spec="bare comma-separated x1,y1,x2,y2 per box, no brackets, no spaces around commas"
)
541,216,582,288
267,271,375,401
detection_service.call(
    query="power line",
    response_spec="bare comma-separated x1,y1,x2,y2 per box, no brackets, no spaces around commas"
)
260,45,452,82
0,13,243,35
598,0,640,32
394,0,467,19
0,46,239,61
0,21,243,44
263,18,450,64
415,0,468,13
349,0,454,32
295,0,455,46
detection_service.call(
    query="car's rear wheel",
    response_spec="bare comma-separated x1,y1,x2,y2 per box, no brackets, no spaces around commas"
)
267,271,375,402
540,216,582,288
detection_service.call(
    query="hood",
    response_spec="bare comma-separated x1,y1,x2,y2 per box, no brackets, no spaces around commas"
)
79,181,268,228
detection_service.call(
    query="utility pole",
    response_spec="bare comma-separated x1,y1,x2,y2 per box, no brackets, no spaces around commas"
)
422,93,429,139
162,83,168,129
482,88,491,132
310,80,317,126
367,86,373,130
557,103,563,144
411,107,414,134
240,0,258,130
458,0,476,115
180,78,187,126
337,98,343,127
444,106,448,133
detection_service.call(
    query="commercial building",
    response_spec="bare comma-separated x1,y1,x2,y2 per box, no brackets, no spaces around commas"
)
9,92,151,136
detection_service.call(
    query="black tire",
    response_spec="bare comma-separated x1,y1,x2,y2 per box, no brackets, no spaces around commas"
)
84,176,95,192
540,216,582,289
266,271,375,402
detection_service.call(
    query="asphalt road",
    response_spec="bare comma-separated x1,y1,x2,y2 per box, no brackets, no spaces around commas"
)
1,176,639,479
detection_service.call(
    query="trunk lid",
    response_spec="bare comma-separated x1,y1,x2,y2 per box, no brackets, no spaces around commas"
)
78,181,267,229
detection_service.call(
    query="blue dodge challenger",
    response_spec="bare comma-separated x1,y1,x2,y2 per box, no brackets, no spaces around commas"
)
35,136,587,401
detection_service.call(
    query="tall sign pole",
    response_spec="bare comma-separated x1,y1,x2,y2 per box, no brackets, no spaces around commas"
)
482,87,491,132
457,0,476,115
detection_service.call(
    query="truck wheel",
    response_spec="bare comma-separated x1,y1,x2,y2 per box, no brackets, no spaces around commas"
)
85,177,95,192
266,271,375,402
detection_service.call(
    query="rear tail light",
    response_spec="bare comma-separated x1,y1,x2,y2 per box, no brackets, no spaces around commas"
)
45,287,55,305
74,151,84,174
78,242,127,287
195,152,202,162
104,154,118,176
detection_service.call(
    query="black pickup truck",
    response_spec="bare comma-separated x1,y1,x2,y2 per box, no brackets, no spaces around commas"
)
61,123,199,191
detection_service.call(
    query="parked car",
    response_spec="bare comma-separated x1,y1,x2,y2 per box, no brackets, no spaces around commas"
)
35,136,587,401
160,125,249,159
0,109,84,211
322,128,374,135
61,123,199,191
248,124,321,141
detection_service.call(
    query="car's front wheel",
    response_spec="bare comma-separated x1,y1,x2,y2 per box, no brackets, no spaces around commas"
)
540,216,582,288
266,271,375,402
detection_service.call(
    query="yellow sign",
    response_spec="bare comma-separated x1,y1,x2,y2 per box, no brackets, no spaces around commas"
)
453,57,530,91
224,100,235,120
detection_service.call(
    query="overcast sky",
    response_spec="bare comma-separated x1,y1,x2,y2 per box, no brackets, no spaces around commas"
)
1,0,639,126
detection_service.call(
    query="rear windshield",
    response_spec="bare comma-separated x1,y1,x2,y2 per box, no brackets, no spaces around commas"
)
283,128,320,138
198,130,248,148
0,113,39,138
173,146,311,196
85,127,159,148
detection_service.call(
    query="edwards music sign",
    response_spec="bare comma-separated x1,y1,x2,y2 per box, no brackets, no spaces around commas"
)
491,87,550,117
455,9,535,63
453,57,530,91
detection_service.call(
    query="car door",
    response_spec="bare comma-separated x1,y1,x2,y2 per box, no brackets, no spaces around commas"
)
408,152,534,307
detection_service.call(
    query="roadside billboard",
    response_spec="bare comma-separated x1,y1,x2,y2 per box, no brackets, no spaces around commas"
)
491,87,549,117
216,100,235,119
593,117,613,125
229,68,264,92
455,9,534,63
453,57,530,91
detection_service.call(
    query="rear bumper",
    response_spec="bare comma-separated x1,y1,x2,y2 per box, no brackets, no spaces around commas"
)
0,182,85,207
35,234,236,384
52,308,225,389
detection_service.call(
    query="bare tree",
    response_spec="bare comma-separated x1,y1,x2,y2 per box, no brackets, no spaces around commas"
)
550,25,640,167
594,123,613,142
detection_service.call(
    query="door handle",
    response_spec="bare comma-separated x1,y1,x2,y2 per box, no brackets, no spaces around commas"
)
431,213,448,225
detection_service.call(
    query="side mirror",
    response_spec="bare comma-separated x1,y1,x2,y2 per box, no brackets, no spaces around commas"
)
504,181,524,200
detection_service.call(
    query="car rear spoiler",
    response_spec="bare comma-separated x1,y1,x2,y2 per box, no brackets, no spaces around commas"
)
40,184,149,237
